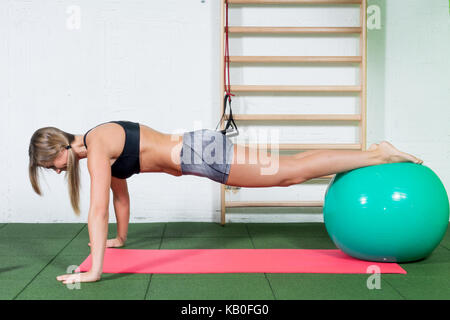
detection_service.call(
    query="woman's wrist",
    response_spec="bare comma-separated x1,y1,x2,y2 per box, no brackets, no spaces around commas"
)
117,235,127,243
88,268,103,280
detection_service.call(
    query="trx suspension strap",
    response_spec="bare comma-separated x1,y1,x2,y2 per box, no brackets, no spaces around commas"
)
217,0,239,137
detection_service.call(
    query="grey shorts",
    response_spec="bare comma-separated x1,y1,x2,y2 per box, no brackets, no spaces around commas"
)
180,129,234,184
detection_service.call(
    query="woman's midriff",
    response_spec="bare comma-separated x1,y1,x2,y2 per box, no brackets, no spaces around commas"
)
139,124,184,176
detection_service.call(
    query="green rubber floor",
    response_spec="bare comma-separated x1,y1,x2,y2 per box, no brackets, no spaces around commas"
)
0,222,449,300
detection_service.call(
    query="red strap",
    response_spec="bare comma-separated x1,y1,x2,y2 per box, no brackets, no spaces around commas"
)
224,0,234,98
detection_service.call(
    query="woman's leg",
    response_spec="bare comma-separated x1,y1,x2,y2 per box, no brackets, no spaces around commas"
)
225,141,423,188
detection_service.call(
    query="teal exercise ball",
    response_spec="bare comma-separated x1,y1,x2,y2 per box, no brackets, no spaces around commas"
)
323,163,449,263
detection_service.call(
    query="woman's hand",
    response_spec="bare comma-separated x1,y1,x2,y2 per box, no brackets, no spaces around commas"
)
56,270,101,284
89,237,125,248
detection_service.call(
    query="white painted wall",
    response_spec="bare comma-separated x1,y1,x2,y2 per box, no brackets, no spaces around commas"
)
382,0,450,195
0,1,448,223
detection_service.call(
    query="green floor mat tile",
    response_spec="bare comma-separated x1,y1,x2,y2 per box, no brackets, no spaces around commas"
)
0,223,85,239
247,223,330,238
0,255,55,281
146,274,274,300
56,238,92,257
251,236,337,249
398,246,450,276
116,237,162,250
0,238,72,257
164,222,248,238
15,276,150,300
31,254,150,282
124,223,166,238
152,273,268,280
440,226,450,249
32,255,89,280
267,274,404,300
383,275,450,300
160,237,254,249
0,280,32,300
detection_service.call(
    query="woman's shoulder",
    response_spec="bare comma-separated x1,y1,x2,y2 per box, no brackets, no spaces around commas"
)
83,121,123,149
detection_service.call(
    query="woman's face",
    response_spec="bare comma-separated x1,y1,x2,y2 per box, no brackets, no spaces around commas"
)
44,149,68,174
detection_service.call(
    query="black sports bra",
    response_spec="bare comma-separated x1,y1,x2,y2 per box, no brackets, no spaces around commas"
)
83,121,141,179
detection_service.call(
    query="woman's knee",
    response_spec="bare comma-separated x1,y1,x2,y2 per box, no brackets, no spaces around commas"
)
275,157,308,186
278,175,307,187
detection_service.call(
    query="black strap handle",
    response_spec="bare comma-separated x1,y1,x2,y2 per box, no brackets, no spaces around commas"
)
219,93,238,135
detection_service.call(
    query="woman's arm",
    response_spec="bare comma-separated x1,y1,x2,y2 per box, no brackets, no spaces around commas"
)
57,146,112,284
111,177,130,246
111,196,129,245
86,198,129,248
87,178,130,248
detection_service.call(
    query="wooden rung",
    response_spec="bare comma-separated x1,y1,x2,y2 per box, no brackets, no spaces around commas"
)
229,56,362,63
237,143,362,150
227,26,361,34
227,0,361,4
228,114,361,121
225,201,324,208
231,85,361,92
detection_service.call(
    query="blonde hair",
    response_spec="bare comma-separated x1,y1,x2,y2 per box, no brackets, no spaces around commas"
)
28,127,81,215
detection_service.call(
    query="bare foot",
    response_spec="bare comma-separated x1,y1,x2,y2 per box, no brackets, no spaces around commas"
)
375,141,423,165
368,143,379,152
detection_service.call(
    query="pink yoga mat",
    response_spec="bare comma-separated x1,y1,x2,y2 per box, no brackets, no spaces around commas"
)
78,248,406,274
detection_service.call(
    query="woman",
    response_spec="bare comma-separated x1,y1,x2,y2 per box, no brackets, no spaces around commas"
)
28,120,423,284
